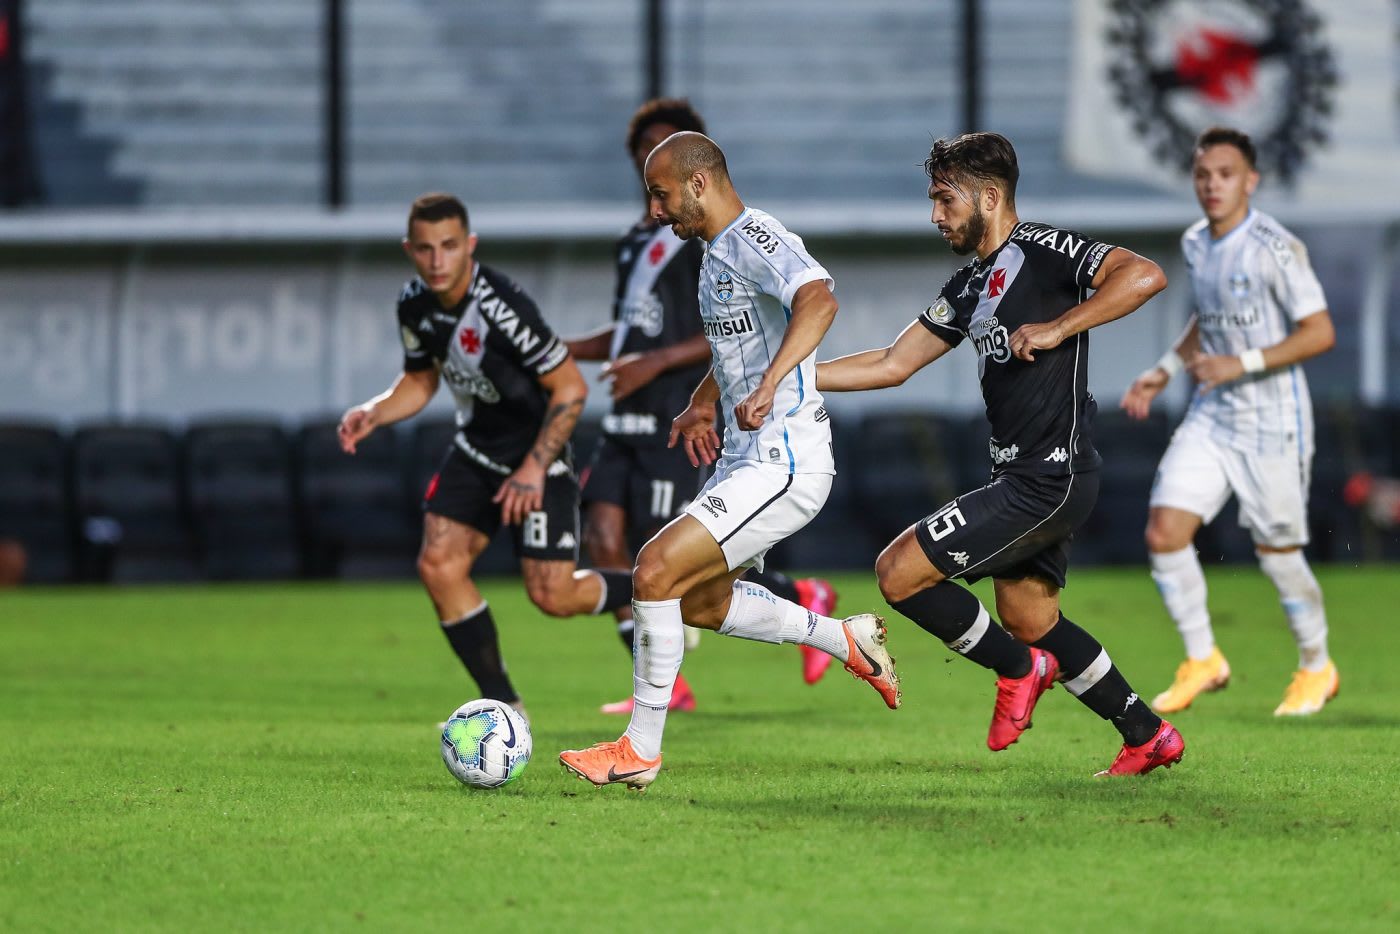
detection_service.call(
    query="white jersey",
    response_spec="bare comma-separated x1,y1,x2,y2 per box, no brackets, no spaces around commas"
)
1180,209,1328,457
699,207,835,474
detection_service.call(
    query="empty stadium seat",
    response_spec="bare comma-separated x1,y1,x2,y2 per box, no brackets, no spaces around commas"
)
71,423,199,582
184,420,300,580
297,419,417,579
0,422,74,582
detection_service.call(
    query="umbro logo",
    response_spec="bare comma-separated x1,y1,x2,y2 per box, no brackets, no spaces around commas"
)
707,496,727,514
948,551,970,567
1043,447,1069,463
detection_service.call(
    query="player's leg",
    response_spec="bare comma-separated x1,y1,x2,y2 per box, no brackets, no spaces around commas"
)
1235,450,1337,715
417,451,524,706
1146,427,1233,712
744,568,839,685
581,438,644,652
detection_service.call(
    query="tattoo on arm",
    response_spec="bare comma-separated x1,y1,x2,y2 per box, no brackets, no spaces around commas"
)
529,399,585,468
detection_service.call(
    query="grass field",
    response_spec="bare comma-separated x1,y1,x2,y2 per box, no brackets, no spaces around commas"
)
3,567,1398,932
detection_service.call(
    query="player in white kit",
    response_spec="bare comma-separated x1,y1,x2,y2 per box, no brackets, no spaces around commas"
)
560,132,900,791
1121,127,1338,716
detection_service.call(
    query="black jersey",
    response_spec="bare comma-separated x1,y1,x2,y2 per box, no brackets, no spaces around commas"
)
604,220,709,447
397,262,569,473
918,221,1116,476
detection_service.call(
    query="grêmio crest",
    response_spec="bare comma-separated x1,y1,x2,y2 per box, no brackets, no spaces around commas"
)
1104,0,1336,183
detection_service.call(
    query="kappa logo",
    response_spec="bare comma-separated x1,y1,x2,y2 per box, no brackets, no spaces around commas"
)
1123,692,1139,713
1043,447,1069,463
948,551,970,568
555,531,576,550
986,268,1007,298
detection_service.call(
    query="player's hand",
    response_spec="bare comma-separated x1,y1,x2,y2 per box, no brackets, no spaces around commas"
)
337,405,375,454
1188,353,1245,392
734,379,776,431
669,401,720,467
1009,321,1066,362
1119,367,1169,420
494,460,546,525
601,352,664,401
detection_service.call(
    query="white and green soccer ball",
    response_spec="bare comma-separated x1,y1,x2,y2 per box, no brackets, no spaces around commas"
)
441,699,532,789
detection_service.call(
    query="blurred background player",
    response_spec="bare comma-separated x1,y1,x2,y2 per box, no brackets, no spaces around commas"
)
819,132,1182,776
338,193,634,717
559,132,898,790
1121,126,1339,717
564,98,838,716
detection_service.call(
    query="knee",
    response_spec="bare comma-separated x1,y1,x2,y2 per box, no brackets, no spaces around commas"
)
583,521,628,568
418,544,466,588
875,541,928,605
632,544,676,601
525,579,573,618
1144,521,1182,555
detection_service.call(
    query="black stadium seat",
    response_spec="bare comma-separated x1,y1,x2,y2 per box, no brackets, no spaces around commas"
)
185,420,300,580
0,422,74,583
71,423,199,582
297,419,418,579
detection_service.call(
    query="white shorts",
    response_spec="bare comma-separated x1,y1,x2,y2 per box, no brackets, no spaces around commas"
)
1150,421,1312,548
684,458,832,572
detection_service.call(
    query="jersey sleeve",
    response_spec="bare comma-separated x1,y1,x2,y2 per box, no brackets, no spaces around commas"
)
1070,233,1115,290
498,279,570,377
733,217,834,308
1267,235,1328,322
395,285,435,372
916,287,965,347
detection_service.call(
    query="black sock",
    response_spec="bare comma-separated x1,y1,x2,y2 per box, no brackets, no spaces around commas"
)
890,581,1031,678
594,569,633,614
748,569,799,604
1032,613,1160,747
440,604,518,703
616,616,635,653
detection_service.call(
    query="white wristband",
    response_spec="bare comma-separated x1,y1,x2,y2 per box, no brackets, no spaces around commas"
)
1155,349,1183,377
1239,348,1266,374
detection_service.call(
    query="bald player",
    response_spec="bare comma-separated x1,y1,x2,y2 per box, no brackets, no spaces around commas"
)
559,132,900,791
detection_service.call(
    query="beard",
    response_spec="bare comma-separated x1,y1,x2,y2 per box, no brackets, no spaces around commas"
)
948,206,988,256
668,192,706,240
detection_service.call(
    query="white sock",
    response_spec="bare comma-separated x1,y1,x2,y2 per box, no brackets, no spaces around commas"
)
716,580,848,661
624,598,683,760
1150,546,1215,660
1258,551,1330,671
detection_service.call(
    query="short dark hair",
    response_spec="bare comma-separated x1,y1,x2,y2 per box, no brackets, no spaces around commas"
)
1195,126,1257,169
407,192,468,238
924,132,1019,204
626,97,706,157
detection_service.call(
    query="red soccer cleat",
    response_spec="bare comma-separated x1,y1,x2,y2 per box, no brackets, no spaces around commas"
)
559,735,662,791
795,578,838,685
987,647,1060,751
599,673,696,715
1095,720,1186,777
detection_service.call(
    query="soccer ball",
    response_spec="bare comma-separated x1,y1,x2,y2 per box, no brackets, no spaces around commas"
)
440,699,532,789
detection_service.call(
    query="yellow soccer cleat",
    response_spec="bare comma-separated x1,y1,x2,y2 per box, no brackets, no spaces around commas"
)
1150,648,1231,713
1274,661,1340,716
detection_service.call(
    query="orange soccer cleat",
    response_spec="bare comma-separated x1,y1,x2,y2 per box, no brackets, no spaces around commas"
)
841,614,901,709
559,735,662,791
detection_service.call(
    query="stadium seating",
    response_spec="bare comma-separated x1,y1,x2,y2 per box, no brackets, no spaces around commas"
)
850,412,964,550
1074,409,1171,566
71,423,200,582
0,423,73,582
184,420,301,580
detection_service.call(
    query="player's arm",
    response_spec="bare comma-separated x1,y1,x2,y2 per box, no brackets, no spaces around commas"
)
494,357,589,525
604,333,711,402
1009,247,1168,362
1120,315,1200,420
733,280,838,430
669,367,722,468
563,324,615,362
337,368,439,454
1189,310,1335,392
817,320,954,392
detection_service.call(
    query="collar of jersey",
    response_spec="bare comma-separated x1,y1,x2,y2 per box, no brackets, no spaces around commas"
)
706,206,752,251
1207,208,1255,247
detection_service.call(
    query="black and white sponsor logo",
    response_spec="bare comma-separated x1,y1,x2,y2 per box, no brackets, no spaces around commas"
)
620,293,665,337
1011,224,1089,259
1103,0,1336,183
971,315,1011,364
948,550,970,568
740,219,779,256
700,494,728,518
989,439,1020,464
1043,447,1069,463
442,362,500,403
473,278,542,358
703,308,755,338
1083,241,1114,280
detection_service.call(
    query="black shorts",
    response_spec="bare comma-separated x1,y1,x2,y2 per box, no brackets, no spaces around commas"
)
915,469,1100,588
580,436,704,540
423,446,580,562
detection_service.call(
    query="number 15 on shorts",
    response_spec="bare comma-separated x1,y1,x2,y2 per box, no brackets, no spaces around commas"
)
925,502,967,541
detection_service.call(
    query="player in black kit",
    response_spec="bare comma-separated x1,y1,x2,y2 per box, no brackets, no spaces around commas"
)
818,133,1185,776
338,193,633,716
564,98,839,714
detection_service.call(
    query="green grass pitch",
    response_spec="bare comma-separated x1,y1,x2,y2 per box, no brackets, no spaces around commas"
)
3,567,1398,931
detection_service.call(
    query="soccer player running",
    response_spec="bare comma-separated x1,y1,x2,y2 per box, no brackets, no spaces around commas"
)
564,98,839,716
559,132,899,791
338,193,634,717
1121,127,1338,716
819,132,1184,776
